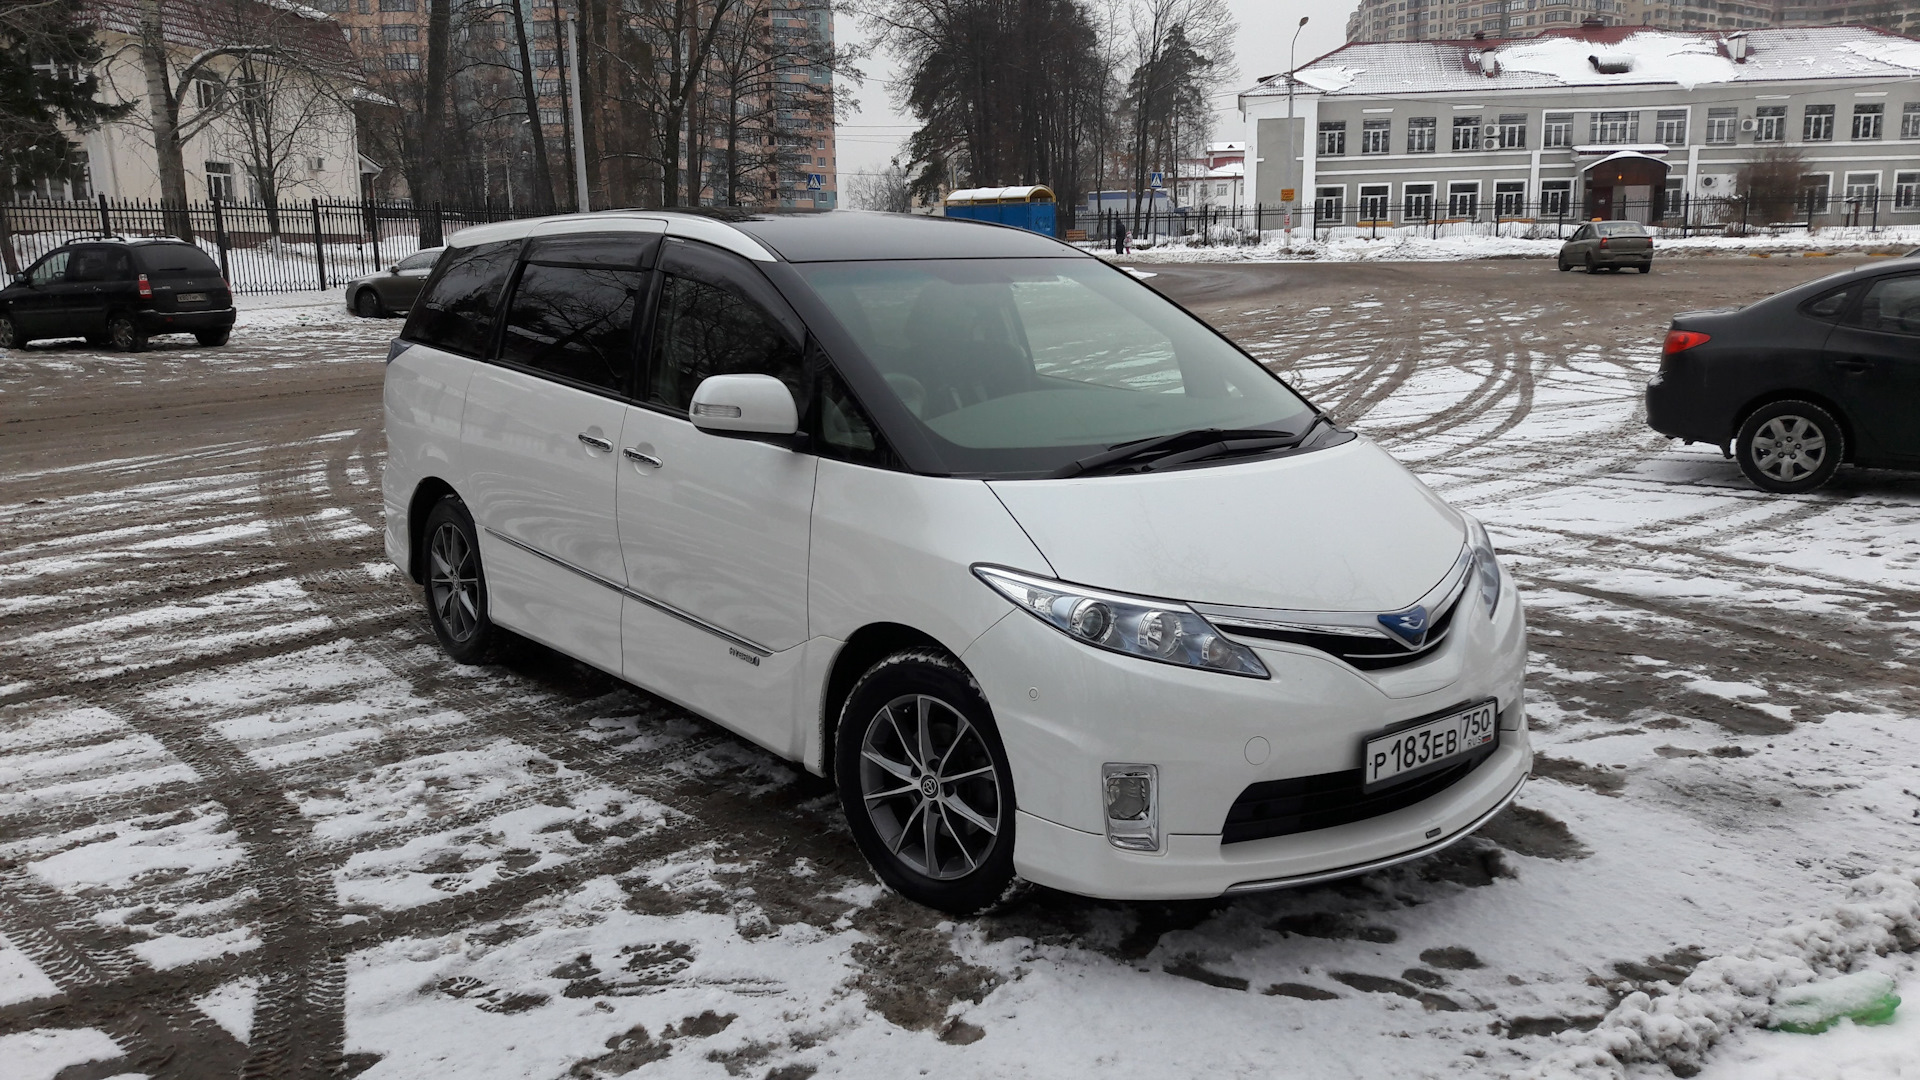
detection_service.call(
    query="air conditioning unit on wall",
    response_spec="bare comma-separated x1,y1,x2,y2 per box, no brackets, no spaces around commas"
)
1483,124,1500,137
1739,117,1757,133
1698,173,1735,192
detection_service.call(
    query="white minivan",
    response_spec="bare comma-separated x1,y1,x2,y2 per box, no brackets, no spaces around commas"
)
383,210,1530,913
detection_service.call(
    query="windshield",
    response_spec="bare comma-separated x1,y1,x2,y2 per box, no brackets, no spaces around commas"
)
793,258,1316,477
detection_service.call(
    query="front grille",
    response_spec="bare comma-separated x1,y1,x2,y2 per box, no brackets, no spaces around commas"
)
1220,740,1496,845
1213,590,1461,671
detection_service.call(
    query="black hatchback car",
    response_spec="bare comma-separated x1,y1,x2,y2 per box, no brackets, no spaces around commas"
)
0,237,235,351
1647,258,1920,493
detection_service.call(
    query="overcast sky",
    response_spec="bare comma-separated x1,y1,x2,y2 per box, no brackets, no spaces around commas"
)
831,0,1351,181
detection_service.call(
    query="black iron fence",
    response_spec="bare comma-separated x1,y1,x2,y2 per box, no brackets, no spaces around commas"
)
1087,193,1920,249
0,195,537,294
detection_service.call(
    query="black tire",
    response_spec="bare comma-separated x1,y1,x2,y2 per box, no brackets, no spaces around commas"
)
1735,400,1844,494
421,495,507,664
1637,263,1652,274
354,289,384,318
0,313,23,349
1584,254,1596,273
1557,257,1571,272
835,649,1017,914
194,328,231,347
106,314,147,352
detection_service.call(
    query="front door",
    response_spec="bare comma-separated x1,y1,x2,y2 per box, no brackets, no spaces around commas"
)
1826,270,1920,464
459,253,651,675
13,250,71,336
618,238,817,756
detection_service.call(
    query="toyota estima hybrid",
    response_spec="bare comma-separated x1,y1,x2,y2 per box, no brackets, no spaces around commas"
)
383,210,1530,914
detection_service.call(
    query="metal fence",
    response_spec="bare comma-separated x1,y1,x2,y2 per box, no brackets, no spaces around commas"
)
0,195,538,294
1087,193,1920,249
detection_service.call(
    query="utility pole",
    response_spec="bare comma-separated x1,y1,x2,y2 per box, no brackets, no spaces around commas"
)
567,13,590,211
1286,16,1307,251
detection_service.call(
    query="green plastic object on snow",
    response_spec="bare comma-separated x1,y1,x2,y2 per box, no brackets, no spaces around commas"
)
1768,971,1901,1034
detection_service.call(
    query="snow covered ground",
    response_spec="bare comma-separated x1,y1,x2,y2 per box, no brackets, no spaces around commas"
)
1094,222,1920,264
1,259,1917,1078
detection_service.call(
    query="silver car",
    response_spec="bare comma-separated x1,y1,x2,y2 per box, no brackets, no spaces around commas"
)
1558,221,1653,274
345,247,443,317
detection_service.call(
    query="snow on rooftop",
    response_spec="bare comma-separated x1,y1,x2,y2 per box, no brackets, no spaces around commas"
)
1249,27,1920,98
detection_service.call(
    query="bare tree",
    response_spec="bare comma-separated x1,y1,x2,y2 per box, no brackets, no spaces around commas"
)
1123,0,1233,230
845,157,911,211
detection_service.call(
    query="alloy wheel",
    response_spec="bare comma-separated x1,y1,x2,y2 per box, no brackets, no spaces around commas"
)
1751,415,1826,483
858,693,1003,880
0,317,15,348
428,521,480,642
110,318,136,351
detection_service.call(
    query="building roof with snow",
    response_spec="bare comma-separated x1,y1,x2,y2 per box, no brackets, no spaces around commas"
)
1242,26,1920,99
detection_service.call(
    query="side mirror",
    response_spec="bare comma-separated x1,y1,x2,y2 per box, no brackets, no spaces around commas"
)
388,264,402,273
689,373,798,438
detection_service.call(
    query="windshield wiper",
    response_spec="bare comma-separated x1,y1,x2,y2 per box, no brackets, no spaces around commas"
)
1052,426,1298,479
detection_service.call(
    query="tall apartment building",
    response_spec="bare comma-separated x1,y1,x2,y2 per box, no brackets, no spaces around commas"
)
317,0,837,209
1344,0,1920,39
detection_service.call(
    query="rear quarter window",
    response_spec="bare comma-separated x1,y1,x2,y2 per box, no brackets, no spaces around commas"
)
136,245,221,279
402,240,520,358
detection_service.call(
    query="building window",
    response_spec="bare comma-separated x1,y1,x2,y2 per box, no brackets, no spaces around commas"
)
1543,112,1572,147
1662,178,1684,218
1452,115,1480,151
539,108,563,125
206,161,234,201
1215,182,1228,196
1591,110,1636,144
1754,105,1786,142
1447,180,1480,218
1541,179,1572,217
66,149,92,200
378,0,415,9
194,78,221,110
1705,107,1736,144
1803,104,1834,142
1904,103,1920,140
1316,185,1345,221
1318,121,1347,156
1360,119,1391,154
1851,103,1883,140
382,24,419,40
536,78,561,96
1359,183,1390,221
1494,180,1525,217
386,52,420,70
1895,171,1918,210
1655,109,1686,145
1843,171,1879,209
1408,116,1436,153
1801,173,1830,214
1495,114,1525,149
533,49,557,67
1404,182,1435,220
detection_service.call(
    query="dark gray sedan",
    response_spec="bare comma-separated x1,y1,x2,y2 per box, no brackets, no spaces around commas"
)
1558,221,1653,273
345,247,442,318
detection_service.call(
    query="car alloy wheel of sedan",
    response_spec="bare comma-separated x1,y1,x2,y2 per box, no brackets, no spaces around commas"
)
1735,400,1844,494
1751,416,1826,483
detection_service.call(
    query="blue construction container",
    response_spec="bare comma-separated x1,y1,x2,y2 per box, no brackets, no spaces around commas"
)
942,185,1058,237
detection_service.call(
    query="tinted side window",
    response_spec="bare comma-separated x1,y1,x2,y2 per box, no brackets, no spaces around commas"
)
1803,286,1856,320
404,240,519,357
29,251,68,286
67,247,131,283
136,245,220,279
395,250,439,271
648,274,803,412
498,263,645,392
1846,274,1920,336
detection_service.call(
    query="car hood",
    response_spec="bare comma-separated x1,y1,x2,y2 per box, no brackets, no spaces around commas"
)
985,437,1467,613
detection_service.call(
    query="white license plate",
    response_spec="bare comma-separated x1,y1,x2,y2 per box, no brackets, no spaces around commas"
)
1363,701,1497,790
177,293,207,303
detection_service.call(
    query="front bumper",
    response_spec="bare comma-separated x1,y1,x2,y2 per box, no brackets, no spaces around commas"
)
136,307,236,334
962,570,1531,901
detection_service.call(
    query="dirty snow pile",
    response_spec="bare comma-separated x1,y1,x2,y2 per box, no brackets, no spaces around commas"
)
1526,868,1920,1078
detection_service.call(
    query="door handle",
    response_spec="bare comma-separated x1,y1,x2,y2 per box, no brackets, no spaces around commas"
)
622,447,663,468
1834,357,1872,373
577,433,613,452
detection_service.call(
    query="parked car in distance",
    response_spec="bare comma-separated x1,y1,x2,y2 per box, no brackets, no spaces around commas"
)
1559,221,1653,273
345,246,444,317
383,210,1531,913
1648,260,1920,492
0,237,234,351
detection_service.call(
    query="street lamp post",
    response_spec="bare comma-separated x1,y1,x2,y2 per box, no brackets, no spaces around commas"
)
1286,16,1308,251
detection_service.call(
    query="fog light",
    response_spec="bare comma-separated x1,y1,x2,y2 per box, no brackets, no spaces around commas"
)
1102,763,1160,852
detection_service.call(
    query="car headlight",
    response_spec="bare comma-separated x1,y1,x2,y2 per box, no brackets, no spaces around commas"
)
972,565,1269,678
1464,516,1502,617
